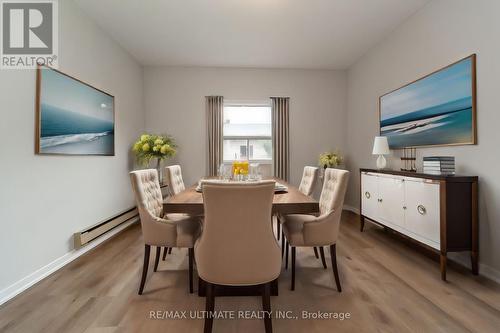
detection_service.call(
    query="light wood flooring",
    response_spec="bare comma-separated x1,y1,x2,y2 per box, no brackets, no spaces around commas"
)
1,211,500,333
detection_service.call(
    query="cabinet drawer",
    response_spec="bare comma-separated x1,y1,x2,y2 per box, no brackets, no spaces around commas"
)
404,179,440,245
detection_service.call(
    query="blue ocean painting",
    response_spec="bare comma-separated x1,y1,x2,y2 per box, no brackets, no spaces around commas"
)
380,56,475,148
39,68,114,155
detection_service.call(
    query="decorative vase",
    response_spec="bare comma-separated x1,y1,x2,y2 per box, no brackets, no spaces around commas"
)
156,158,163,184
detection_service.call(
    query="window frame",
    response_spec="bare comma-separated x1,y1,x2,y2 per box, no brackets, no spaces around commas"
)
222,101,273,164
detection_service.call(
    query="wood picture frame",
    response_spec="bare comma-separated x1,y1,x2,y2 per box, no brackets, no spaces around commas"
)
379,54,477,149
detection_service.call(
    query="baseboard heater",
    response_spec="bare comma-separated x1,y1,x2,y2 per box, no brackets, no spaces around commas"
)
74,207,139,249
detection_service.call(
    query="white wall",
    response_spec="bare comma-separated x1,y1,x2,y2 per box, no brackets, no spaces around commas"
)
144,67,347,189
0,0,144,296
346,0,500,278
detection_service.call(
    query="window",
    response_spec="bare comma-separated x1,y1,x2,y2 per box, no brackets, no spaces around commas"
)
223,104,272,162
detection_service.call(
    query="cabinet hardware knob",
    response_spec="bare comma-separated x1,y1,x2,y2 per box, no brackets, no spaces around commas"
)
403,206,407,210
365,191,371,199
379,199,383,202
417,205,427,215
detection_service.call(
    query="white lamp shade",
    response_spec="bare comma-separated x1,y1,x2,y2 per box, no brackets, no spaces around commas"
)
372,136,390,155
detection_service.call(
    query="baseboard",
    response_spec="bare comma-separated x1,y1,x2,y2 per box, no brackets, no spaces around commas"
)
448,252,500,284
343,204,360,214
0,218,139,306
478,263,500,284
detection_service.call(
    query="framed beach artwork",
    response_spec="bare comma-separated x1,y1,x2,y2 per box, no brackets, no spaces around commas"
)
379,54,477,149
35,66,115,155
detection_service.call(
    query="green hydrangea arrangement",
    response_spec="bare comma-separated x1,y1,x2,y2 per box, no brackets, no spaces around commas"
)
132,134,176,166
319,151,343,168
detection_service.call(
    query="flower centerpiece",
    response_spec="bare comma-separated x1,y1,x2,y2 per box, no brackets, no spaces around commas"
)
132,134,176,183
318,151,343,169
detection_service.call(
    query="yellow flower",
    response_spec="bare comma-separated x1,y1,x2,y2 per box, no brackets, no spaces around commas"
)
142,143,150,152
153,146,159,152
132,142,141,152
140,134,150,142
160,144,170,154
154,139,163,145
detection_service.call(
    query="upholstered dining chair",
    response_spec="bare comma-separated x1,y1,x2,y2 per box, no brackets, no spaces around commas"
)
195,181,281,333
130,169,201,294
165,165,186,195
163,164,191,225
298,166,319,196
281,168,349,291
277,166,318,242
278,165,319,249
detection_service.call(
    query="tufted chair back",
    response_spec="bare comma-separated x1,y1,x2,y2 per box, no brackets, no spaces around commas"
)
303,168,350,245
195,181,281,285
298,166,319,196
319,168,350,216
165,165,186,195
130,169,177,246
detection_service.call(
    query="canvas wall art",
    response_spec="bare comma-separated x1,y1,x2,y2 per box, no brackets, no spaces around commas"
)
36,66,115,155
379,55,476,149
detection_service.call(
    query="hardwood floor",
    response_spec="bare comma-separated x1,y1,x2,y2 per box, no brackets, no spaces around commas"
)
1,211,500,332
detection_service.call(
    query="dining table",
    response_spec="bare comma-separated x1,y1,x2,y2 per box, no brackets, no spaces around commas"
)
162,177,320,297
163,177,319,216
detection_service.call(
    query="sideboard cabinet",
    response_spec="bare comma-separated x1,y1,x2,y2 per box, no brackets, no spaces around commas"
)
359,169,478,281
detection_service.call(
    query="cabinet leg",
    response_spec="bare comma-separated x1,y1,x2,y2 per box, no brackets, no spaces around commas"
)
360,216,365,232
471,251,479,275
440,253,447,281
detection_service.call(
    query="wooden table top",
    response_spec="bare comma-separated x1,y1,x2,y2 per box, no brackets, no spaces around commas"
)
163,178,319,215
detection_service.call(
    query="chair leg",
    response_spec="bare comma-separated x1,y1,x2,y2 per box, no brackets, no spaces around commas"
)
154,246,161,272
277,221,280,240
313,247,319,259
188,248,194,294
291,247,296,291
319,247,327,269
285,241,289,270
204,282,215,333
169,247,173,254
262,282,272,333
162,247,168,261
138,244,151,295
330,244,342,292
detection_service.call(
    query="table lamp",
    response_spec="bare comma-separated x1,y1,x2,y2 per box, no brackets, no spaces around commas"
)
372,136,390,169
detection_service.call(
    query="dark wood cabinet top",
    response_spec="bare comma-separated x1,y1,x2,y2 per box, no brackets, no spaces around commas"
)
360,168,478,183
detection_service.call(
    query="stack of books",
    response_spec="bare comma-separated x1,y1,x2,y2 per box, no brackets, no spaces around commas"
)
423,157,455,175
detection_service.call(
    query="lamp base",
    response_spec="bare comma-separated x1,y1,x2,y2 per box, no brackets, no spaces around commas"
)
376,155,387,169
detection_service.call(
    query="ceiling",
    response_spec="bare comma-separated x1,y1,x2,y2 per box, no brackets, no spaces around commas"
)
75,0,432,69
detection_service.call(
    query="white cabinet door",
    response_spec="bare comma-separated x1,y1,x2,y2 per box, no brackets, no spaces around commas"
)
361,173,378,220
404,179,440,247
378,175,405,229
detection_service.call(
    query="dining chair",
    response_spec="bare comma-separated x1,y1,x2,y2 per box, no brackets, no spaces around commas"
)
298,166,319,196
164,164,191,224
165,165,186,195
130,169,201,294
278,166,318,249
195,181,281,333
281,168,349,291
